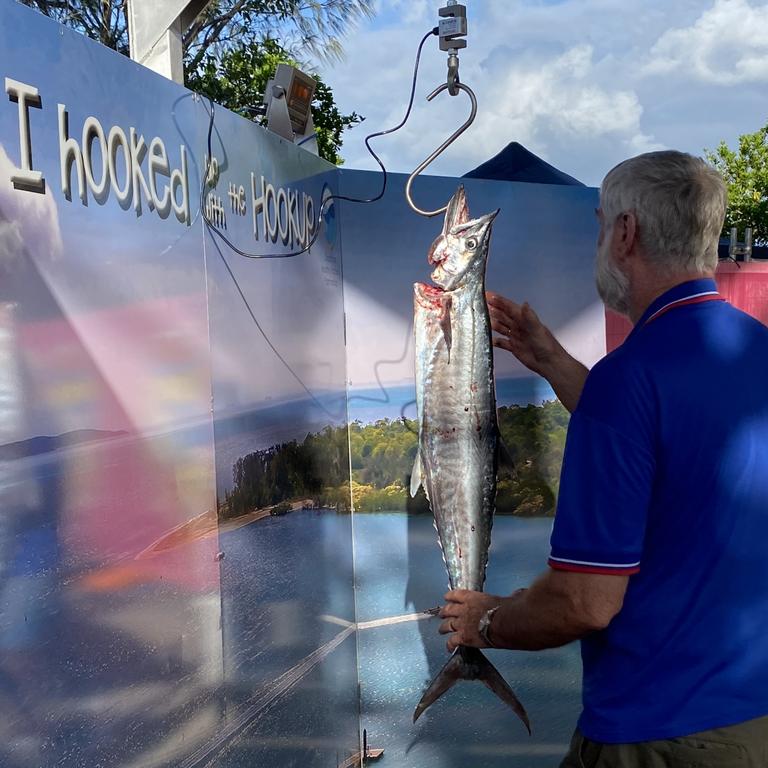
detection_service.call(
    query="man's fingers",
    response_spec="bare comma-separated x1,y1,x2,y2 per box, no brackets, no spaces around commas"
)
438,618,458,635
486,292,521,314
488,306,514,327
438,603,461,619
486,291,506,307
439,603,465,648
488,302,521,322
445,589,471,602
488,294,544,337
488,308,521,338
488,294,529,330
521,302,544,330
492,336,520,355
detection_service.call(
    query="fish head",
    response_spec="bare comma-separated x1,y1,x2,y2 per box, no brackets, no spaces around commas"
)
428,186,499,291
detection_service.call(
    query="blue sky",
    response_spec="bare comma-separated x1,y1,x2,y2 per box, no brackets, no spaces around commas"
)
321,0,768,186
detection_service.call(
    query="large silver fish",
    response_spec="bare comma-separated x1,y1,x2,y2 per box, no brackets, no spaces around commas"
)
410,186,530,731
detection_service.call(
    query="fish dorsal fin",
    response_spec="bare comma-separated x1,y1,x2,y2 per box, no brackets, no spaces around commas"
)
442,185,469,236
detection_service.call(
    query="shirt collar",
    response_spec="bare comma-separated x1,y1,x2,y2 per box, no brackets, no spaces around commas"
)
629,278,719,337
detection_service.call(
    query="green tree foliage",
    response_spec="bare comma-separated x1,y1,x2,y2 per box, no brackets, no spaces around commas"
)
183,0,374,71
19,0,130,51
351,401,569,515
349,418,418,488
19,1,373,62
20,0,371,164
186,40,362,165
496,401,569,516
706,123,768,243
221,424,350,519
223,400,571,521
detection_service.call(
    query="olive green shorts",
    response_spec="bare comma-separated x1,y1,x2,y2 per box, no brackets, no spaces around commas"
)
560,714,768,768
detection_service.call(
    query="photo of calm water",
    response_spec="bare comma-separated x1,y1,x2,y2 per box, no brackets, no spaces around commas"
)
211,510,581,767
354,513,581,768
213,509,359,768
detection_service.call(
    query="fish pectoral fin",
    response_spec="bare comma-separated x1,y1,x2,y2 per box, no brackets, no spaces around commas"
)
497,435,516,479
410,452,427,499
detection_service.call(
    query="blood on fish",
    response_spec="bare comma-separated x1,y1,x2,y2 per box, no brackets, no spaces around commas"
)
411,192,529,731
415,282,446,311
419,283,444,298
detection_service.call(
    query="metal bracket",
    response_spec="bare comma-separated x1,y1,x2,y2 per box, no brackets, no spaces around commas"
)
730,227,753,262
127,0,210,83
439,2,467,95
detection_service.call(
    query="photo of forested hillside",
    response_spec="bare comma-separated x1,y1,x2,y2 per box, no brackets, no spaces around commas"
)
219,399,569,520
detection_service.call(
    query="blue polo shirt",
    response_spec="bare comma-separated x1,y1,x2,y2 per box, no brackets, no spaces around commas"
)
549,278,768,743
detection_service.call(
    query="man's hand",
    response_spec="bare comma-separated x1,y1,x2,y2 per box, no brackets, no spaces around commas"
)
439,590,502,652
486,292,563,377
486,291,590,414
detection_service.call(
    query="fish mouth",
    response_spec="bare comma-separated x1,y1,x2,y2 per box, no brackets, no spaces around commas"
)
430,265,455,288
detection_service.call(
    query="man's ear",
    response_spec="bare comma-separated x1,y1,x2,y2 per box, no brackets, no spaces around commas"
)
614,211,638,266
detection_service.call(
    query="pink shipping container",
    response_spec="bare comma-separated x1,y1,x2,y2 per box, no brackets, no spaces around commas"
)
605,262,768,354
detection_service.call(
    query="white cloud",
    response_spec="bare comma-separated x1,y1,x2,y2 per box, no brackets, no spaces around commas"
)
384,0,431,26
468,44,659,165
323,1,764,186
0,142,63,267
645,0,768,84
331,31,659,184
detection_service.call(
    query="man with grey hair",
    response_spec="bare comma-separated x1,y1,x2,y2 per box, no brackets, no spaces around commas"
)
438,150,768,766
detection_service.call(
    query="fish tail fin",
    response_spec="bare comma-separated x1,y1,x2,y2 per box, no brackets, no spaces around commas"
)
412,646,530,733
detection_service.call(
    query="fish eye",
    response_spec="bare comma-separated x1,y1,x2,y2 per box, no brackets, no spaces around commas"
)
466,237,478,250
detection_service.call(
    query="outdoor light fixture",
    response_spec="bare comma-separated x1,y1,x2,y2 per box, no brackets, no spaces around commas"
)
263,64,318,153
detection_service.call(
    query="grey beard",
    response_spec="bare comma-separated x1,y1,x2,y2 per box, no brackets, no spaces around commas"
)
596,256,630,316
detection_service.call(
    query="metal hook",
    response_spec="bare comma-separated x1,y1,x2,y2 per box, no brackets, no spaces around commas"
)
405,82,477,217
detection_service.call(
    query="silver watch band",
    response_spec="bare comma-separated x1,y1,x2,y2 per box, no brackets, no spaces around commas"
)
478,605,499,647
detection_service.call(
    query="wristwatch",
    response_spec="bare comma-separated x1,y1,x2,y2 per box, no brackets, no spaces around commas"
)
478,605,500,647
